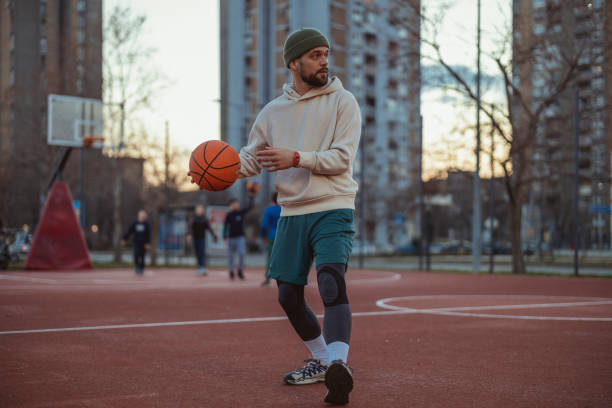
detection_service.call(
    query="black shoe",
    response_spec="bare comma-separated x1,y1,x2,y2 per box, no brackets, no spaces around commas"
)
324,360,353,405
229,270,235,280
237,269,244,280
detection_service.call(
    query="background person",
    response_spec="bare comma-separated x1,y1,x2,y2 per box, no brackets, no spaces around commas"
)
121,209,151,275
223,189,256,280
260,192,281,287
186,204,218,276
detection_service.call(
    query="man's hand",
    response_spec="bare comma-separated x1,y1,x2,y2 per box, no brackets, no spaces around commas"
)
120,239,126,247
256,147,295,172
144,244,151,250
214,236,219,243
186,235,192,244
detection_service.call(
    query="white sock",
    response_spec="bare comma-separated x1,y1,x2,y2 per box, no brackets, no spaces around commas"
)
327,341,349,363
304,334,329,364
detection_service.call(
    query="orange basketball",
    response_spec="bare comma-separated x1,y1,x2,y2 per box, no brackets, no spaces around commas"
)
188,140,240,191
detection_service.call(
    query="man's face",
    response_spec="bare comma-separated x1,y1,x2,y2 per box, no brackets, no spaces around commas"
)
294,46,329,87
195,205,205,216
138,210,147,222
229,201,239,211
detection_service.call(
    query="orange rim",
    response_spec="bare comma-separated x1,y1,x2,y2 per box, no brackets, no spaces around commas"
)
82,136,104,147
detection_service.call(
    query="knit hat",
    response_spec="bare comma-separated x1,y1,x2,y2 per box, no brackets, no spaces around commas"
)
283,28,330,68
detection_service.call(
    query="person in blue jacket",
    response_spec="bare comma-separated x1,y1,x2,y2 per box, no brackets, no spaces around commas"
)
121,209,151,275
260,192,281,287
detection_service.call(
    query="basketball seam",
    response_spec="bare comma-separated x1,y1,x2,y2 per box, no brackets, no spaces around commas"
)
202,143,229,178
202,142,228,169
204,171,235,184
208,162,240,170
190,153,206,186
202,173,215,190
202,142,240,170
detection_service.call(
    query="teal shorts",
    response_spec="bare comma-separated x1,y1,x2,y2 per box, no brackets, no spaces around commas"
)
267,209,355,285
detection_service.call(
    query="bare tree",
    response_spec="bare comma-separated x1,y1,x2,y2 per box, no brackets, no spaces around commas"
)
403,1,605,273
103,5,167,261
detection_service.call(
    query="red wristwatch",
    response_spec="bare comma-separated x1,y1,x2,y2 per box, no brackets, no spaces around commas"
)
293,151,301,167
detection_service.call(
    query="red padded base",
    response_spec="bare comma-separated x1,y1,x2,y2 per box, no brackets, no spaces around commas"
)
25,181,92,270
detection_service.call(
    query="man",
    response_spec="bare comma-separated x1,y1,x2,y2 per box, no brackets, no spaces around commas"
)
260,192,281,287
223,190,256,280
121,209,151,275
236,28,360,405
186,204,218,276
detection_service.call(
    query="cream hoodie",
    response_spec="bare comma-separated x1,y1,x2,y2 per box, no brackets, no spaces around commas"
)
238,77,361,216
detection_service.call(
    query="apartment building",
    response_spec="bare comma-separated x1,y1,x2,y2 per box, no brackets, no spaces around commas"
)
0,0,103,226
513,0,611,248
220,0,421,249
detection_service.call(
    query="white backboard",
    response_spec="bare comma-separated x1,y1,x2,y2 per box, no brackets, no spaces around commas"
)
48,94,103,148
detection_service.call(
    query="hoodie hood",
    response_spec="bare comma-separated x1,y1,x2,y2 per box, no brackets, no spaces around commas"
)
282,76,344,101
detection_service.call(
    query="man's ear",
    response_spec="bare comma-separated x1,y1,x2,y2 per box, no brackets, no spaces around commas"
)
288,59,298,71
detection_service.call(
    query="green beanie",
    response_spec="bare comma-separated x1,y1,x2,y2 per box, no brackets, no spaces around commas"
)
283,28,330,68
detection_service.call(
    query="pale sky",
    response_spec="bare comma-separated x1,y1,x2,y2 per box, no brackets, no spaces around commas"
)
103,0,510,179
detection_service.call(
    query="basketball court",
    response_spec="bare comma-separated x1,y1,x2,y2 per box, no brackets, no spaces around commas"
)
2,267,611,407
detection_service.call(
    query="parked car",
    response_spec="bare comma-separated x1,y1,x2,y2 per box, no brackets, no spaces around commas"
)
431,240,472,255
482,241,512,255
9,230,32,260
395,243,419,255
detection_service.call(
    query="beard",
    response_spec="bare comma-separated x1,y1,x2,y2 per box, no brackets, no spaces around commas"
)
300,67,328,87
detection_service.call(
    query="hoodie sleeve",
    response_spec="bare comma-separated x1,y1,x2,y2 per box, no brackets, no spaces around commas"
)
237,112,268,178
297,92,361,176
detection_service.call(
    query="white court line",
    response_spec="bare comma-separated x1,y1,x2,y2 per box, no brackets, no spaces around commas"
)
3,294,611,335
432,300,612,312
0,270,402,289
375,295,612,322
0,274,57,283
0,310,413,335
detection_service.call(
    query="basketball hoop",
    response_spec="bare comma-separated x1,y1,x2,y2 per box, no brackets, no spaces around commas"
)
82,136,104,148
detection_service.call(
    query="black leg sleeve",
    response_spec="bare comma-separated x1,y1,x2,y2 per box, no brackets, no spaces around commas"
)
277,281,321,341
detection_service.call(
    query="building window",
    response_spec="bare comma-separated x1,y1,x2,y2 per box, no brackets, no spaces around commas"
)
533,23,545,35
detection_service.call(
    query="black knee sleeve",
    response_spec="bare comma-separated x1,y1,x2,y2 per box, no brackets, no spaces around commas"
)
317,263,349,307
277,282,303,313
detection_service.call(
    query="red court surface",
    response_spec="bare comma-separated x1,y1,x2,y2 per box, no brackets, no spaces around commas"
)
1,268,612,407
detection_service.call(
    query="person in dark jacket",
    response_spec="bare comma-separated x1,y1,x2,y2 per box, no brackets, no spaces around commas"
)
186,204,218,276
121,209,151,275
260,192,281,286
223,190,256,280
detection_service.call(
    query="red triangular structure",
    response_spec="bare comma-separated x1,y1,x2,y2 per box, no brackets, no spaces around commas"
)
25,181,92,270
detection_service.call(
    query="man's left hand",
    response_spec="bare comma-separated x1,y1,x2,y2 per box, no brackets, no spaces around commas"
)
256,147,295,172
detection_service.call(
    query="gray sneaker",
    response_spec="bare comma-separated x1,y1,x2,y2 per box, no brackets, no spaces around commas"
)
324,360,353,405
283,359,328,385
197,267,207,276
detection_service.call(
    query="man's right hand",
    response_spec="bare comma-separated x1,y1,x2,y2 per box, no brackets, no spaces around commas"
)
120,240,126,246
